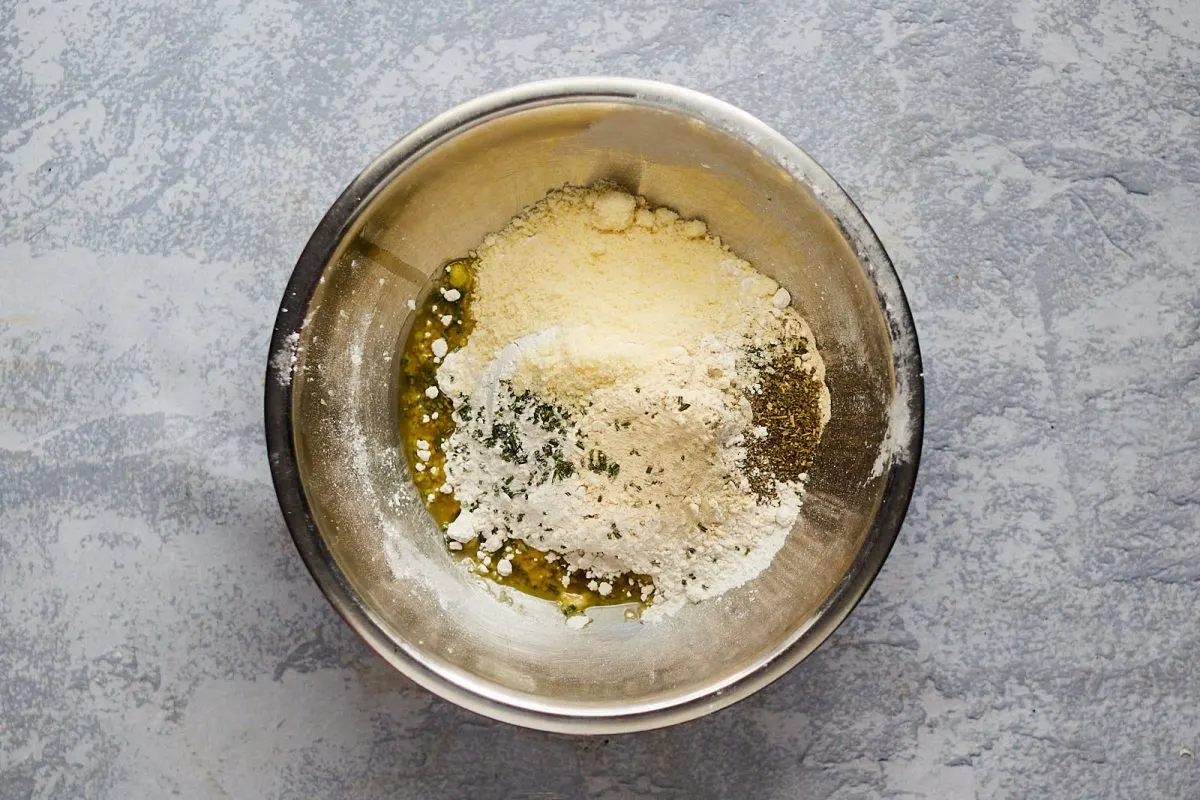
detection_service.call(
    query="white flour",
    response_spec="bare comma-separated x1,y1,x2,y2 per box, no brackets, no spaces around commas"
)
271,331,300,386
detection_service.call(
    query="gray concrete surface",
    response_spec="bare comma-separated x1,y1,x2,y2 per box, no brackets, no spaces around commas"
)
2,0,1198,797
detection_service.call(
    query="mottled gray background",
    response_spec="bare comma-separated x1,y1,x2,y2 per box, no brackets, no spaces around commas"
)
2,0,1198,797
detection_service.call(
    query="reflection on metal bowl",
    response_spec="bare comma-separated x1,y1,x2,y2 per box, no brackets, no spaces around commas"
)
264,78,923,733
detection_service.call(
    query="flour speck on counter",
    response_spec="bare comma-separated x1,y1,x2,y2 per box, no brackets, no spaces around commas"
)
398,185,829,622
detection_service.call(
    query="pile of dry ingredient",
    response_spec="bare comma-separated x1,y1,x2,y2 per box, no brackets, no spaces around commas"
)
398,184,830,624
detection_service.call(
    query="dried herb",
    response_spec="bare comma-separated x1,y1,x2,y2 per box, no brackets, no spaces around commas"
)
744,350,824,498
484,421,526,464
586,449,620,479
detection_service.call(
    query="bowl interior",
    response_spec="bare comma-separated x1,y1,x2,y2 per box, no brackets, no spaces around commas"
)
284,95,907,722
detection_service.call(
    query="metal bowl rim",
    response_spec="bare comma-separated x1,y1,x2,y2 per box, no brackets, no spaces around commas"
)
263,76,925,734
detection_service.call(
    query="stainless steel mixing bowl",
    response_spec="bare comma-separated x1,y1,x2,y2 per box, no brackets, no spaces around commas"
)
265,78,923,733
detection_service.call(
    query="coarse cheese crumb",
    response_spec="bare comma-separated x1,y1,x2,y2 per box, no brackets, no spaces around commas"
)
591,189,637,231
